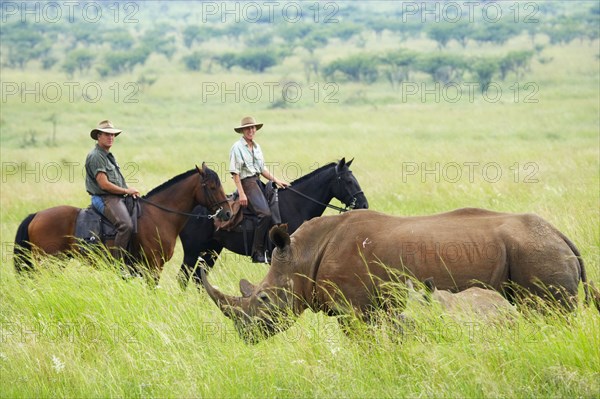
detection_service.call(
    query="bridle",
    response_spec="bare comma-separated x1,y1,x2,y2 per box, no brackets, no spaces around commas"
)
336,171,364,210
286,170,363,213
138,173,228,219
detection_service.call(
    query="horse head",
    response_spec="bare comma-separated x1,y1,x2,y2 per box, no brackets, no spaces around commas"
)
332,158,368,210
195,163,232,221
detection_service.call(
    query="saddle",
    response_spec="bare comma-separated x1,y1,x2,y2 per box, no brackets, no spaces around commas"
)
74,196,140,250
214,181,281,232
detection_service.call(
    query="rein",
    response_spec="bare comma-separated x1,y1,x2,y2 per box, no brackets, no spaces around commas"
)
285,186,355,213
138,197,223,219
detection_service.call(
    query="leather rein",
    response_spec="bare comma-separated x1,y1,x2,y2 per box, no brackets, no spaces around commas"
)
285,171,362,213
137,179,227,219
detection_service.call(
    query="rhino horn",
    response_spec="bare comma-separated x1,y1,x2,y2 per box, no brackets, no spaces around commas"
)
240,279,256,298
201,267,243,319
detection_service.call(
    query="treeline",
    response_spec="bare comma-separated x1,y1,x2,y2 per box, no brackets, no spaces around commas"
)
323,49,537,92
1,1,597,81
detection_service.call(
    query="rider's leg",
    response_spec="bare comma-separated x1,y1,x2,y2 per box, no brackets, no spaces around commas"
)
242,177,271,263
103,195,134,261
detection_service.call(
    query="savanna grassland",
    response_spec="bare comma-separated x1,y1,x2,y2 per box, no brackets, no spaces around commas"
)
1,1,599,398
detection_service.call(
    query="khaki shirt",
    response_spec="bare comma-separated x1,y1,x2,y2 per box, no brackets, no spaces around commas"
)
229,137,265,179
85,144,127,195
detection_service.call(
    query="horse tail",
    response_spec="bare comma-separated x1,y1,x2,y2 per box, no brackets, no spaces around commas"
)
558,231,589,306
14,213,36,272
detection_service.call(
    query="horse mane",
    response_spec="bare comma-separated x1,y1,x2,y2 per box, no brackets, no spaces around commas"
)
290,162,336,186
144,169,197,198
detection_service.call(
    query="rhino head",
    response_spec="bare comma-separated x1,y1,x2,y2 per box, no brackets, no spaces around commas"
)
202,224,301,344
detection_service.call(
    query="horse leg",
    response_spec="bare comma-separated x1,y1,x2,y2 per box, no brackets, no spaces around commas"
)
177,240,205,289
192,243,223,288
177,215,217,289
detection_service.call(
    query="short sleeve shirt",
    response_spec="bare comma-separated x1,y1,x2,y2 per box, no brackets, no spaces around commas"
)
229,137,265,179
85,144,127,195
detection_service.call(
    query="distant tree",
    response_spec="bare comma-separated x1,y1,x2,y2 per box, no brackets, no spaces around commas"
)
276,23,313,43
245,31,274,48
328,23,362,41
69,22,105,49
104,28,135,50
235,49,279,73
379,49,419,89
96,64,111,78
415,53,467,83
62,49,95,77
301,30,329,53
468,57,500,93
3,24,51,69
450,20,475,48
182,51,204,71
214,52,238,71
41,56,58,70
183,25,215,48
542,16,585,45
426,23,454,49
499,50,534,80
102,47,150,75
323,54,378,83
141,25,176,60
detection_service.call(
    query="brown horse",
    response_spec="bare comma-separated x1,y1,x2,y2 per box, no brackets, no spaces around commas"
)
14,163,231,282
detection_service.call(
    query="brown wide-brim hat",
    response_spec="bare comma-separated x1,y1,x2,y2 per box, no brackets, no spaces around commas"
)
90,120,122,140
234,116,263,133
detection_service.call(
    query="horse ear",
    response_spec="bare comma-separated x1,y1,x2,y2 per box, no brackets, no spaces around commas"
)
239,279,256,298
270,224,290,249
196,164,206,176
346,158,354,167
336,158,346,173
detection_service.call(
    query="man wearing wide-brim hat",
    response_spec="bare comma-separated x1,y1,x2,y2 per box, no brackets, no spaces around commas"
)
229,116,289,263
85,120,140,261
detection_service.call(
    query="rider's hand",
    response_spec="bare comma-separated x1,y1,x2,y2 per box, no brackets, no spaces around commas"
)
275,179,290,189
126,187,140,198
239,192,248,207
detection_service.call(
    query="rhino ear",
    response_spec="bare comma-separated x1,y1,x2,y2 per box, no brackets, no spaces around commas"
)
270,224,290,249
240,279,255,298
424,277,436,293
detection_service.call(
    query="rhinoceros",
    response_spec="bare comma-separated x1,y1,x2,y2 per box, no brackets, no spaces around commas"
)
202,208,589,343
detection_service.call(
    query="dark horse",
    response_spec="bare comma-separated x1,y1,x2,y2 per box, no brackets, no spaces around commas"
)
14,163,232,283
178,158,368,287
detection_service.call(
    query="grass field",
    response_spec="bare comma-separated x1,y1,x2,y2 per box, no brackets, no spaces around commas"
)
1,4,599,397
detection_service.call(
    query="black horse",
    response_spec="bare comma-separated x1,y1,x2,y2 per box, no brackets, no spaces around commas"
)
178,158,368,287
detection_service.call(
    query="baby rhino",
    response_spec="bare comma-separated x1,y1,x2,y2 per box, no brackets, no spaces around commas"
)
407,278,518,322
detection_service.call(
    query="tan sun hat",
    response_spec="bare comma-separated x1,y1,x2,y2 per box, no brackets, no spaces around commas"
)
90,120,122,140
234,116,263,133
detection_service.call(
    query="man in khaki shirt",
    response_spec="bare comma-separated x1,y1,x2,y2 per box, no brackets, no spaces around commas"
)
229,116,288,263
